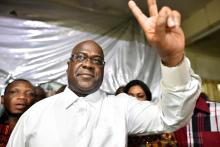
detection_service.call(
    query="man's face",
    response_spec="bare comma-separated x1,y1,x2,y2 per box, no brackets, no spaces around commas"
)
3,81,35,115
67,40,105,96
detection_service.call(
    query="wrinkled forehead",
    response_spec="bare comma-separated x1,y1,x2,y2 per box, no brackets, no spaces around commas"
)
72,40,104,57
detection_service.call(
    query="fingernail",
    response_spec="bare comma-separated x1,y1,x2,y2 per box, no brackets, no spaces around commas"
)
168,17,175,27
175,18,180,26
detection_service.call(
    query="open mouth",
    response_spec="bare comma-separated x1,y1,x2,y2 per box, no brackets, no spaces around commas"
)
15,103,26,110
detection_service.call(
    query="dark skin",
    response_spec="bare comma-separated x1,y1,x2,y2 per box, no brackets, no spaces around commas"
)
2,80,35,129
67,40,104,97
128,0,185,66
67,0,185,96
128,85,147,101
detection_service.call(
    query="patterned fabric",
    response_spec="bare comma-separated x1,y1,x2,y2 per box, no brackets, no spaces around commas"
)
0,124,11,147
174,94,220,147
128,133,177,147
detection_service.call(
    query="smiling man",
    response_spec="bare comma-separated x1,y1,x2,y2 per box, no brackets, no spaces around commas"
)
67,40,104,97
7,0,201,147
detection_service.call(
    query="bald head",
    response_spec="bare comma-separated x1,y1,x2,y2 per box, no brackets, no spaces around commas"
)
72,40,104,57
67,40,105,96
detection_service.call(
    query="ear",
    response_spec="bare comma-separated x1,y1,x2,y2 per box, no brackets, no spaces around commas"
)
66,61,70,73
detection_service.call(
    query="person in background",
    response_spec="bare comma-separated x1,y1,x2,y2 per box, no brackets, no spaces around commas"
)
0,79,35,147
174,92,220,147
124,80,177,147
124,80,153,147
115,85,125,95
7,0,201,146
34,86,47,103
124,80,151,101
55,85,67,94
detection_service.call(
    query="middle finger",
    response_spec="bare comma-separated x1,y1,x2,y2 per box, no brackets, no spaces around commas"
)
147,0,158,16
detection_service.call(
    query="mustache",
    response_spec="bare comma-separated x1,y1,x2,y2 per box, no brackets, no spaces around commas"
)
76,68,95,77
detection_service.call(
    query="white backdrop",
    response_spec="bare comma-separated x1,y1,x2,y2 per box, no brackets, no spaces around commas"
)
0,0,161,100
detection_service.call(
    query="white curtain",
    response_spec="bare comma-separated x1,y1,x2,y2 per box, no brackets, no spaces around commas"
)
0,0,161,100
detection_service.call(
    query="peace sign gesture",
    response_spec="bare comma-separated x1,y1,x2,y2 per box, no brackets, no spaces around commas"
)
128,0,185,66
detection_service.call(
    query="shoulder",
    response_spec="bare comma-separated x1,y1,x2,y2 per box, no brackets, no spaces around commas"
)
32,93,60,109
22,93,62,119
105,93,131,102
104,93,148,106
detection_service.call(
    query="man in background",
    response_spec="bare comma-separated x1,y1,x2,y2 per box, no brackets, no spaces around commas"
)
0,79,35,147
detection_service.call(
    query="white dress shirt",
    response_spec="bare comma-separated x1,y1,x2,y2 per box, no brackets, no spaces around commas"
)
7,57,201,147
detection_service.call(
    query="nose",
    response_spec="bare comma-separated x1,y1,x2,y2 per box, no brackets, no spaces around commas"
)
81,59,94,69
17,92,28,102
83,57,93,64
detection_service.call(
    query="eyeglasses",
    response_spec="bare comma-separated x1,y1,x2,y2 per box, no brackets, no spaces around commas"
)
70,53,105,66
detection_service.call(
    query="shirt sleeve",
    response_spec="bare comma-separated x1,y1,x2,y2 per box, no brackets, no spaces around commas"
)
127,57,201,135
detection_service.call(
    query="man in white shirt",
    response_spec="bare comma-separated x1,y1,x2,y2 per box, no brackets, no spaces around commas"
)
7,0,201,147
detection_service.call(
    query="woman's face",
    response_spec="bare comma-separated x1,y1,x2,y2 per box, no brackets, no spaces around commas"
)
128,85,147,101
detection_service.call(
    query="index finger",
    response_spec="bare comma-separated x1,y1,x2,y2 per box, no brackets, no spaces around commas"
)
147,0,158,16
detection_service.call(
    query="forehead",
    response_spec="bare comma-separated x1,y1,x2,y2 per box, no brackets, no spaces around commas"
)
72,41,104,57
128,85,144,92
7,81,34,90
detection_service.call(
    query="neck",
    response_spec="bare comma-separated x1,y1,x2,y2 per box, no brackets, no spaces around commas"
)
6,114,19,132
2,111,20,124
68,86,97,97
8,115,19,122
74,91,89,97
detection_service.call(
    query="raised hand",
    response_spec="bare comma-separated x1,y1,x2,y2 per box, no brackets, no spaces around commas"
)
128,0,185,66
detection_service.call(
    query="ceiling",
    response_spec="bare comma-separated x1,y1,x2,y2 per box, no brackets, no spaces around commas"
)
0,0,219,81
49,0,219,57
188,28,220,58
49,0,210,20
1,0,220,57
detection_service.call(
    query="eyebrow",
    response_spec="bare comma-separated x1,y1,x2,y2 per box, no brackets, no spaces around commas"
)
74,51,104,59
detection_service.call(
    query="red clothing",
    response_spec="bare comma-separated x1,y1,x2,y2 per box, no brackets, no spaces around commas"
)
174,94,220,147
0,124,11,147
0,113,16,147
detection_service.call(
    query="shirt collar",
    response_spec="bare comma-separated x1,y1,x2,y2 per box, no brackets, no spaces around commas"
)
63,87,106,109
195,95,210,113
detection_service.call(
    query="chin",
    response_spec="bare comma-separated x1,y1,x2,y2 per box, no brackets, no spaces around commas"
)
79,85,99,94
78,82,96,90
80,87,95,94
